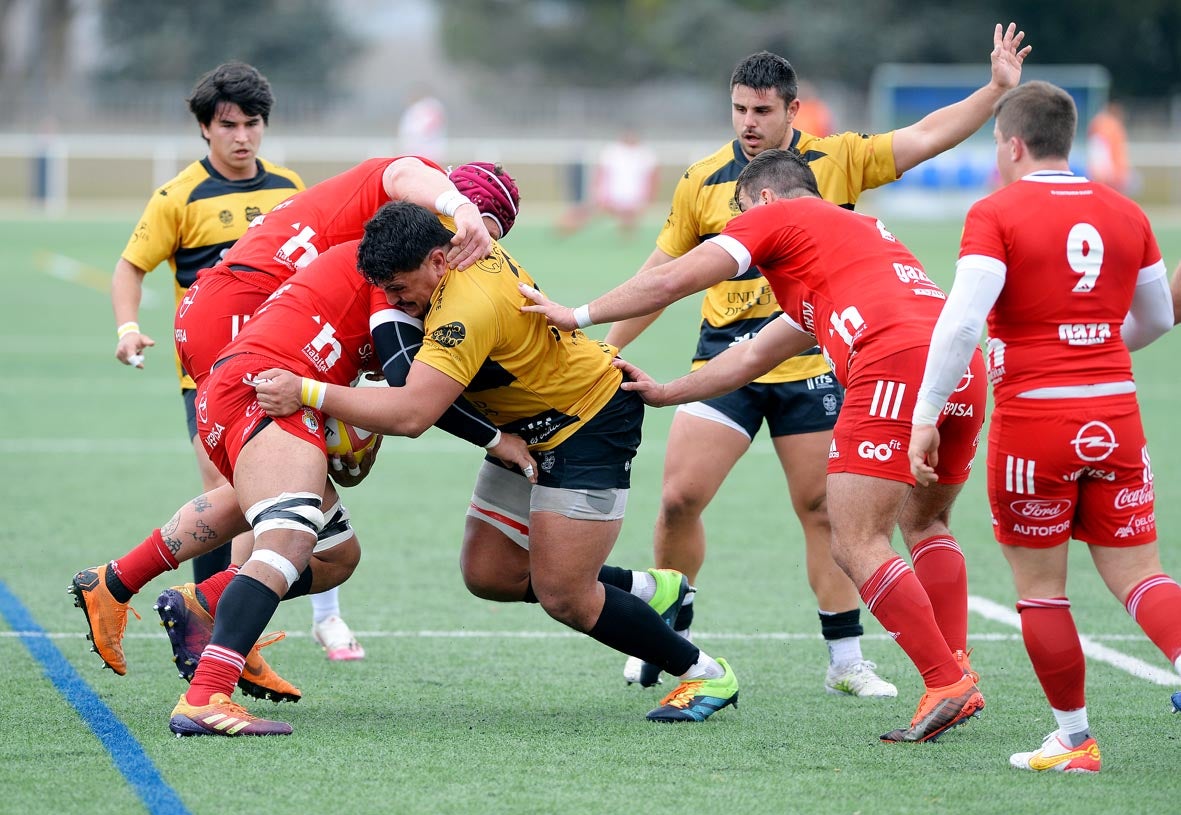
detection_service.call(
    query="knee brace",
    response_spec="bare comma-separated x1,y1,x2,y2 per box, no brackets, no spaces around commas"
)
314,500,354,553
245,491,325,538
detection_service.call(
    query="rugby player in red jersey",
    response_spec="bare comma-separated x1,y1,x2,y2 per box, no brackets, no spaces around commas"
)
520,148,987,742
909,81,1179,773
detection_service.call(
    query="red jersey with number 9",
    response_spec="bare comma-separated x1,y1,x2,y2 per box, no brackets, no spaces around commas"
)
959,173,1162,405
717,197,948,386
221,156,440,285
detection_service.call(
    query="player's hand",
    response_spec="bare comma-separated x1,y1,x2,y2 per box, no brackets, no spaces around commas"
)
990,22,1031,91
248,368,304,417
115,331,155,369
614,357,670,407
446,203,494,270
488,432,538,484
908,424,941,487
329,434,382,487
517,283,578,331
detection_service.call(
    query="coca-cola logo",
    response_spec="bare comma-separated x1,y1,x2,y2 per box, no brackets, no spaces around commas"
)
1010,499,1072,520
1114,484,1154,510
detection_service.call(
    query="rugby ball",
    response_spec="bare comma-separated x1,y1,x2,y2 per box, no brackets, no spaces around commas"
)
323,416,379,463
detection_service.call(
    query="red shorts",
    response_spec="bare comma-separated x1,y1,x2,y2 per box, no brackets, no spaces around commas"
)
987,393,1155,548
196,352,328,483
829,346,985,485
176,265,275,386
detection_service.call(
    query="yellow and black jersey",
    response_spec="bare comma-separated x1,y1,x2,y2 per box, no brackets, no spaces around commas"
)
657,130,898,383
121,156,303,387
416,242,622,451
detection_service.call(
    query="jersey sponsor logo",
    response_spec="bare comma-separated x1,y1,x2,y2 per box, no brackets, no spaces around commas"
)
1005,455,1036,494
1012,519,1071,537
1114,512,1156,539
177,282,200,318
942,402,974,417
869,380,905,419
204,422,225,450
953,369,974,393
822,393,839,415
175,328,187,344
1010,498,1072,520
1058,322,1111,346
857,439,901,461
912,288,946,300
722,286,774,318
985,337,1006,384
875,220,897,242
1114,483,1154,510
218,209,233,226
275,223,320,271
801,301,816,336
893,262,934,286
197,392,209,424
245,400,260,418
1063,466,1116,482
806,373,836,390
430,321,467,348
828,439,840,459
1070,421,1118,462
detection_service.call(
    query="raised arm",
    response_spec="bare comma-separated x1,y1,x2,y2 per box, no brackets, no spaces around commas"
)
520,242,738,332
891,23,1031,174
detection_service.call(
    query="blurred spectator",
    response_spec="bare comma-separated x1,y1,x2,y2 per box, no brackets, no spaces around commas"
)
1087,100,1132,193
559,129,659,239
792,80,834,137
398,86,448,163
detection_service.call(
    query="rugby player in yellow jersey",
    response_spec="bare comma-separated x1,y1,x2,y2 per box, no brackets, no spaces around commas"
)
252,201,740,723
602,23,1031,693
107,62,364,660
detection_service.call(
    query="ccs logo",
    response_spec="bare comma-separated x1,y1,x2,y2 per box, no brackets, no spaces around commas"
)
857,440,900,462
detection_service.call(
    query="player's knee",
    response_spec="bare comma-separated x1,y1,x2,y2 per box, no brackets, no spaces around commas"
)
659,483,710,520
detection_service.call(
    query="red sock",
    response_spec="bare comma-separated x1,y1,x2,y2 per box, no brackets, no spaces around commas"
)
196,565,240,615
859,556,962,688
1125,574,1181,664
109,529,179,594
910,535,968,652
1017,598,1085,711
185,644,246,706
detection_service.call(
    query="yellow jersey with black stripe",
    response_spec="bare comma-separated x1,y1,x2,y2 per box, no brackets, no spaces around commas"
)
121,157,304,388
416,242,622,451
657,130,897,383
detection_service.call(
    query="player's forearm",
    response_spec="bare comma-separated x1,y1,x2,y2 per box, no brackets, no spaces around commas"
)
111,258,147,325
319,384,434,438
661,338,783,405
1122,272,1173,351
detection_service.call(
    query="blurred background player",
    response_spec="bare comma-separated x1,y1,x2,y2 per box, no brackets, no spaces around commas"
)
397,84,448,164
558,128,659,239
602,22,1030,694
910,81,1179,773
1086,99,1131,194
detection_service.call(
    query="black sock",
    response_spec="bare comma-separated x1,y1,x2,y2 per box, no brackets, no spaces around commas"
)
192,543,232,584
588,584,698,675
676,599,695,633
104,563,133,604
597,565,633,591
209,574,281,656
819,608,863,640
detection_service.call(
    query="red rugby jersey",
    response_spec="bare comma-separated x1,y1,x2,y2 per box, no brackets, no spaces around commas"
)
717,197,947,385
958,172,1162,404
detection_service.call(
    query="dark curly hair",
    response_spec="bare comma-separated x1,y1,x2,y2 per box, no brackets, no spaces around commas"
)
730,51,798,105
187,62,274,134
358,201,454,286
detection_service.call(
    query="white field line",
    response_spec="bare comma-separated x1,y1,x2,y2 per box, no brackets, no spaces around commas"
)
37,251,159,307
968,594,1178,687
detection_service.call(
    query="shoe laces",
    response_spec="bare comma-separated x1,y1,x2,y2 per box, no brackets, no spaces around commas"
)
252,631,286,654
658,678,704,709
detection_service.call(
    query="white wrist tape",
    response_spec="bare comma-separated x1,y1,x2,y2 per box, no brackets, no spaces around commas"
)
573,304,593,329
435,189,474,217
300,378,327,410
484,429,503,449
117,321,140,339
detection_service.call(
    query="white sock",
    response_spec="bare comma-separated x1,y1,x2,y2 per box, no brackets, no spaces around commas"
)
826,635,863,667
1174,654,1181,675
630,570,656,603
1051,706,1090,746
680,651,723,681
310,586,341,625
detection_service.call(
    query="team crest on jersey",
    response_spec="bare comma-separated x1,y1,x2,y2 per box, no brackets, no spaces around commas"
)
244,206,262,222
430,322,466,348
219,209,233,226
302,408,320,435
822,394,839,414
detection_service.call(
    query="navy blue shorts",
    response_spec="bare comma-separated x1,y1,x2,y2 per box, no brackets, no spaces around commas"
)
696,374,842,439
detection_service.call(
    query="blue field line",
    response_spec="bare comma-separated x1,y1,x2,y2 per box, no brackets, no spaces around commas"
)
0,579,189,815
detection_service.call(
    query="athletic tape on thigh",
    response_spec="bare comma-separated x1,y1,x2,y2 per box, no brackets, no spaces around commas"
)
314,500,353,553
530,485,629,521
245,491,325,538
246,549,301,589
466,460,530,550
